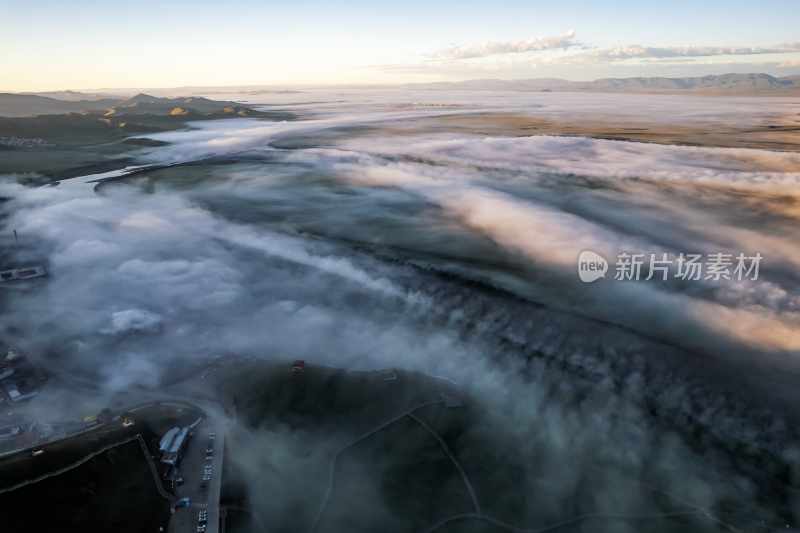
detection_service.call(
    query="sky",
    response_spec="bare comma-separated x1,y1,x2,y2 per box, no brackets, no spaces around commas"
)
2,0,800,91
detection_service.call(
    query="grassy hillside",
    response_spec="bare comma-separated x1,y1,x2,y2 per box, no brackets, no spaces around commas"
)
0,404,197,533
0,437,170,533
0,93,122,118
215,361,733,533
0,94,295,182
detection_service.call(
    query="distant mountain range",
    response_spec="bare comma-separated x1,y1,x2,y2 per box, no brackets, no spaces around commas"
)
408,73,800,94
0,93,257,118
2,74,800,118
17,90,118,102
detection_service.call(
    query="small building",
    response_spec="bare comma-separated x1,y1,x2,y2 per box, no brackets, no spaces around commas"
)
0,266,47,283
2,346,21,363
0,345,23,375
159,427,180,454
160,419,200,466
1,381,38,403
161,427,189,466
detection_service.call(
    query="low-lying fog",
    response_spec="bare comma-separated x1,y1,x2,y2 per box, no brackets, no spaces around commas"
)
2,90,800,529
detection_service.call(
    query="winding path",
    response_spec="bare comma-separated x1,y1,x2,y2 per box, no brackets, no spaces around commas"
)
419,510,704,533
310,399,446,532
407,412,480,514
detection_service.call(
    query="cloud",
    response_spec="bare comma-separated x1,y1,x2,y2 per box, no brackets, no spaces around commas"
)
408,35,800,73
563,43,800,64
430,30,578,60
3,100,799,527
329,132,800,348
101,309,163,336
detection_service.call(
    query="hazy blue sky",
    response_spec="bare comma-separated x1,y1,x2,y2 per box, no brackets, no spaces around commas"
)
2,0,799,90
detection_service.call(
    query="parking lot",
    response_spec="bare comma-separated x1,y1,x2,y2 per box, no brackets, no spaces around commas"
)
168,416,224,533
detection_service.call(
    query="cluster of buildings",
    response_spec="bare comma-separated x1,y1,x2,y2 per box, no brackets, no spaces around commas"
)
0,344,46,405
0,344,49,454
0,251,51,454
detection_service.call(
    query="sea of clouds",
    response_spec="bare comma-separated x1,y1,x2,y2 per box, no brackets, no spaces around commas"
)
2,90,799,529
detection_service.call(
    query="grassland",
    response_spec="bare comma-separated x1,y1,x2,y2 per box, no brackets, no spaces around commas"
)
0,404,201,533
214,360,727,533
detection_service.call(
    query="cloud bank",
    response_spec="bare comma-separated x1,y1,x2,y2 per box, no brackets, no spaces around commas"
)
413,31,800,77
567,43,800,64
2,93,800,528
430,30,578,60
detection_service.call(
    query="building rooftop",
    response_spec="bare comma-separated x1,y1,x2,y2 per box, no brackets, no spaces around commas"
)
159,427,180,453
0,265,47,283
